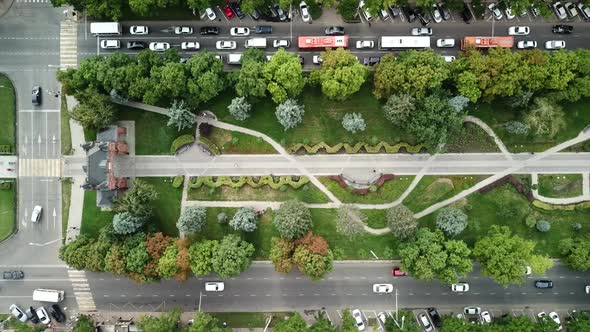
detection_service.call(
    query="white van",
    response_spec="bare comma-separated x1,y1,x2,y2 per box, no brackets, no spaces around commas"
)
33,289,65,303
380,9,390,20
244,38,267,49
227,53,243,65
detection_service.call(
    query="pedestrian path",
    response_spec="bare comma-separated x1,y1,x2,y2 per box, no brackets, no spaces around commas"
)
17,158,60,177
68,270,97,312
530,173,590,205
60,20,78,68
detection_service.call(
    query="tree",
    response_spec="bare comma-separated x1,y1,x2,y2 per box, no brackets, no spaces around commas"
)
229,207,258,232
273,200,313,239
115,179,158,217
448,95,470,113
167,100,196,131
439,316,473,332
293,245,333,280
112,212,147,235
270,237,296,273
337,0,358,20
177,206,207,234
105,244,127,275
70,88,116,129
157,244,179,279
559,237,590,271
435,207,468,236
536,219,551,232
387,205,417,240
263,49,306,104
309,312,337,332
273,312,309,332
336,204,366,237
189,240,218,276
189,311,231,332
51,0,122,20
382,93,416,125
59,235,93,270
227,96,252,121
568,312,590,332
399,228,472,284
313,48,369,101
474,225,553,286
126,241,151,275
275,99,305,131
236,50,267,99
341,113,366,134
211,234,255,278
72,314,95,332
138,308,182,332
524,98,565,137
340,309,358,332
185,52,226,106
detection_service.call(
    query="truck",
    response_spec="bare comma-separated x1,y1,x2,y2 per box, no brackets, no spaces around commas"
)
227,53,243,65
460,36,514,50
90,22,122,36
33,289,65,303
244,38,267,49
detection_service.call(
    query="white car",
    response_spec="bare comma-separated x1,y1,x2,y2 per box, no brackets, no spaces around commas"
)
205,7,216,20
451,283,469,292
36,307,51,325
586,285,590,294
130,26,148,35
525,266,532,275
372,283,393,293
481,311,492,323
517,40,537,49
174,26,193,35
565,2,578,17
553,1,567,19
273,39,290,48
149,42,170,52
100,40,120,49
549,312,563,330
216,40,237,50
230,27,250,36
312,55,322,64
205,281,224,291
9,304,27,323
464,307,481,315
436,38,455,48
351,309,365,331
300,1,311,22
377,312,387,324
356,40,374,49
577,2,590,19
442,55,455,62
508,26,530,35
31,205,42,222
505,6,516,19
419,313,434,332
181,41,200,50
431,4,443,23
411,27,432,36
545,40,565,50
488,3,503,19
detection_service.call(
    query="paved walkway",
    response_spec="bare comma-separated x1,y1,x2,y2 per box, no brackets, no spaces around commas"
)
530,173,590,205
65,94,84,244
0,0,14,18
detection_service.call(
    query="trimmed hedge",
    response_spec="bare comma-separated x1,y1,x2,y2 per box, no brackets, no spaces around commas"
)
189,175,309,190
327,174,396,195
170,135,195,154
287,141,424,154
532,200,590,211
198,136,221,155
0,145,12,155
0,181,11,190
172,176,184,188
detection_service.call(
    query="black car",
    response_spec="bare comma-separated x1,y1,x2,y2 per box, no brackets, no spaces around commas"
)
462,4,474,23
32,85,41,106
255,25,272,34
274,4,288,21
200,26,219,35
552,24,573,34
298,55,304,65
414,8,431,26
28,306,39,324
250,8,262,20
427,308,442,328
3,270,24,279
401,6,416,22
325,26,344,35
50,304,66,323
229,2,245,18
535,279,553,289
126,41,146,50
438,2,451,20
362,57,381,66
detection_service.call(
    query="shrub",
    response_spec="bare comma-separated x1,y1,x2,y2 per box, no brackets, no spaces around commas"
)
171,176,183,188
229,207,258,232
198,137,221,155
504,121,530,135
273,200,313,239
176,206,207,234
536,220,551,232
387,205,417,240
217,212,228,224
275,99,305,131
170,135,195,154
436,207,468,236
573,223,582,231
525,214,537,228
341,113,366,133
0,145,12,155
228,96,252,121
112,212,146,235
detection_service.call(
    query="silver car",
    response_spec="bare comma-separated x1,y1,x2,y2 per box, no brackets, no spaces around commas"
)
9,304,28,322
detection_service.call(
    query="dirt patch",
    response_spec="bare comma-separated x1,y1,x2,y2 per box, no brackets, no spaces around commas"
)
423,178,454,202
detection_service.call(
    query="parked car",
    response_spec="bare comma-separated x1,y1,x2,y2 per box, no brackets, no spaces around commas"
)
438,2,451,20
530,3,540,16
564,2,578,17
525,266,532,275
250,8,262,20
223,5,234,19
356,40,374,49
442,55,455,62
229,1,246,18
411,27,432,35
552,24,573,34
200,26,220,35
401,6,416,22
127,41,146,50
578,2,590,19
129,25,148,35
431,3,443,22
174,26,193,35
362,57,380,66
181,41,200,50
325,26,345,35
26,307,39,324
372,284,393,293
388,4,401,17
273,39,290,48
481,311,492,323
36,307,50,325
586,285,590,294
419,313,433,332
504,3,516,19
451,283,469,292
9,304,28,322
31,86,41,106
3,270,24,279
274,4,288,21
535,279,554,288
488,3,503,19
100,40,120,49
415,8,431,25
464,307,481,315
50,304,66,323
230,27,250,36
352,309,365,331
359,0,373,20
205,281,225,291
204,7,216,20
517,40,537,49
553,1,567,19
31,205,42,222
300,1,311,22
462,4,474,23
436,38,455,48
149,42,170,52
427,308,442,328
377,312,387,325
312,55,323,64
549,312,563,331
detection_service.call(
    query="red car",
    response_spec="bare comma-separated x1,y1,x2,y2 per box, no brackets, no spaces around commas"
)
224,5,234,19
392,267,407,277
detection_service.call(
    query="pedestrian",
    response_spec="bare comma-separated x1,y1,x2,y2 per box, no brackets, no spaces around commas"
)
368,22,371,27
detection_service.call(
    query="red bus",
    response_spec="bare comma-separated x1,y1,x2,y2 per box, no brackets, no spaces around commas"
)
460,36,514,50
298,35,349,49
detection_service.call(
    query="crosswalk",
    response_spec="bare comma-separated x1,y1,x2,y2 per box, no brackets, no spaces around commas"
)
60,20,78,68
18,158,61,177
68,270,97,312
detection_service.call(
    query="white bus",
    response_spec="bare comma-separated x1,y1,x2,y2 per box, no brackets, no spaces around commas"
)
90,22,122,36
379,36,431,50
33,289,65,303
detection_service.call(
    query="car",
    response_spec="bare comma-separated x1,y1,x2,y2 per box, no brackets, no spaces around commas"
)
130,26,148,35
505,4,516,19
204,7,216,20
530,3,540,16
26,306,39,324
442,55,455,62
388,4,401,17
9,304,27,322
508,26,530,35
31,205,42,222
436,38,455,48
298,55,304,65
415,8,431,26
362,57,380,66
553,1,567,19
274,4,288,21
549,312,563,331
564,2,578,17
200,26,220,35
230,27,250,36
100,40,120,49
273,39,290,48
351,309,365,331
149,42,170,52
255,25,272,34
205,281,224,291
174,26,193,35
402,6,416,22
127,41,146,50
462,4,474,23
586,285,590,294
481,311,492,323
451,283,469,292
32,85,41,106
517,40,537,49
464,307,481,315
380,9,391,20
229,2,246,18
411,27,432,36
181,41,200,50
50,304,66,323
36,306,50,325
250,8,262,20
300,1,311,22
535,279,554,288
266,5,280,19
325,26,344,36
392,267,407,276
431,4,443,22
419,313,433,332
427,308,442,328
488,3,503,19
552,24,573,34
312,55,322,64
3,270,24,279
356,40,374,49
525,266,532,275
372,283,393,293
359,0,373,20
223,5,234,19
438,3,451,20
545,40,565,50
377,312,387,325
578,2,590,19
538,311,547,319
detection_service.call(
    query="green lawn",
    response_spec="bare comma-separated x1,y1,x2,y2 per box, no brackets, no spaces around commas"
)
364,210,388,229
210,312,293,328
80,191,115,238
207,127,277,154
121,3,197,20
444,122,499,153
538,174,583,198
0,74,16,152
60,94,72,155
187,182,330,204
0,181,16,242
403,176,484,213
62,179,72,242
320,176,414,204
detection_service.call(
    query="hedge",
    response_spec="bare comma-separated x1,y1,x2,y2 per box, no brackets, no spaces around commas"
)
0,182,11,190
198,136,221,155
327,174,396,195
172,176,184,188
0,145,12,155
287,141,424,154
532,200,590,211
170,135,195,154
189,175,309,190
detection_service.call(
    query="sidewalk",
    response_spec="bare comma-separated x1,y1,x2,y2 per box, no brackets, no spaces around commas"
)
0,0,15,19
65,95,85,244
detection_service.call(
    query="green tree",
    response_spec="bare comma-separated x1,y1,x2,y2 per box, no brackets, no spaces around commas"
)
151,62,188,101
211,234,255,278
177,206,207,234
439,316,473,332
559,237,590,271
382,93,416,124
229,207,258,232
387,204,417,240
112,212,147,235
189,311,231,332
167,100,196,131
228,96,252,121
105,244,127,275
263,49,306,104
494,315,537,332
524,98,565,138
474,225,553,286
51,0,122,20
114,179,158,217
435,207,468,236
236,49,267,99
273,200,313,239
240,0,265,14
273,312,309,332
568,312,590,332
270,237,296,273
85,236,111,272
315,48,369,101
138,308,182,332
340,309,358,332
72,314,95,332
337,0,358,20
70,88,116,129
186,52,226,105
157,244,180,279
275,99,305,131
126,240,151,275
400,228,472,284
59,235,93,270
189,240,218,276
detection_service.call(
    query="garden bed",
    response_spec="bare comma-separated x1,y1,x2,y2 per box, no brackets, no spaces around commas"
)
538,174,584,198
320,176,414,203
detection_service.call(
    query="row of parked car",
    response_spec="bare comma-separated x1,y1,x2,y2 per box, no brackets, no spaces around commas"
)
9,303,66,325
201,0,311,22
488,0,590,21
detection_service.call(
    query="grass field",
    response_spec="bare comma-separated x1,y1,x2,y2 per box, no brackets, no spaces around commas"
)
538,174,583,198
0,75,16,152
60,94,72,155
403,176,484,213
187,182,330,203
0,181,16,242
80,191,115,238
207,127,277,154
320,176,414,204
444,123,499,153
